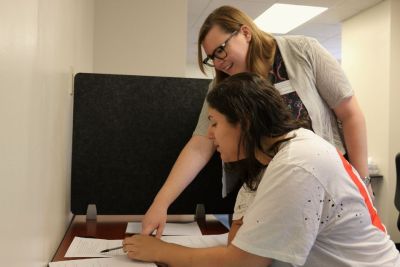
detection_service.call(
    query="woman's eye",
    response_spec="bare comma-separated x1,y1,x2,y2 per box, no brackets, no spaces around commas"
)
215,48,224,56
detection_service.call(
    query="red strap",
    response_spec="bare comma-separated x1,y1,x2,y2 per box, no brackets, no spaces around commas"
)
337,151,386,233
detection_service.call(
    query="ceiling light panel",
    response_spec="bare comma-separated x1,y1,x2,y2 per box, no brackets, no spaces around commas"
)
254,3,328,34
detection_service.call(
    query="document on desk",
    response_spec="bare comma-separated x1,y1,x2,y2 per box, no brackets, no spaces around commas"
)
126,221,202,236
51,234,227,267
49,256,156,267
162,233,228,248
64,237,124,257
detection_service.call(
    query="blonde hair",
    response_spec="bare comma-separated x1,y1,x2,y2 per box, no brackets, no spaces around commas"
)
197,6,276,84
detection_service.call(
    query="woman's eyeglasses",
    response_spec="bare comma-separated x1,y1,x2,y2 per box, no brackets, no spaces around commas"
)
202,31,238,67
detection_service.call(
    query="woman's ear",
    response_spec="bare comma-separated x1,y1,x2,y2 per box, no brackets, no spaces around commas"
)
240,25,252,42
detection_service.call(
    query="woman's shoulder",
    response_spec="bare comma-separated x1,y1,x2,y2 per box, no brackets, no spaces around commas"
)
275,35,320,54
275,35,317,44
261,129,341,193
273,128,336,167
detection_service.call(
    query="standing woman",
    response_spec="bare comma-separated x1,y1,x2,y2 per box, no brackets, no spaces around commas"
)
141,5,372,237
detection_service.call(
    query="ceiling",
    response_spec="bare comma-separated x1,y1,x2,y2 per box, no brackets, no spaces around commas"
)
187,0,383,65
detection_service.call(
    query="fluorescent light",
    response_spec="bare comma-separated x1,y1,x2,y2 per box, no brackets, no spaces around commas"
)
254,3,327,34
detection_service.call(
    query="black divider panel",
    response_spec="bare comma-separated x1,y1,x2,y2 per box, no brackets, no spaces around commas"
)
71,73,238,215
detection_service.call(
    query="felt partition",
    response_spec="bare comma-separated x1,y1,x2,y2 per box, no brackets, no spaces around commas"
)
71,73,238,215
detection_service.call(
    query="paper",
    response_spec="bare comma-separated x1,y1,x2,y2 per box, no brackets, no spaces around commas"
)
126,221,202,236
49,256,156,267
64,237,125,257
52,237,156,266
162,233,228,248
49,258,113,267
50,234,227,267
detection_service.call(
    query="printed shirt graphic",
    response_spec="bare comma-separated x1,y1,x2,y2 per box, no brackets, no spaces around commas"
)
269,47,312,130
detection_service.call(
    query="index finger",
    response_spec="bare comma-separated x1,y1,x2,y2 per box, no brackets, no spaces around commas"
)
141,224,156,236
154,223,165,239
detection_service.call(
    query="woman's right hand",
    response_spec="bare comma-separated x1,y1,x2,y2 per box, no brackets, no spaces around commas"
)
141,136,215,238
141,202,168,238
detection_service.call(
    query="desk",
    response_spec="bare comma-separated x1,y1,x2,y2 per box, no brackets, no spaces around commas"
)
371,174,383,180
52,215,229,262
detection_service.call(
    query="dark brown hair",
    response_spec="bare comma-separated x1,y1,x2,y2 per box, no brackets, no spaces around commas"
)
207,72,305,190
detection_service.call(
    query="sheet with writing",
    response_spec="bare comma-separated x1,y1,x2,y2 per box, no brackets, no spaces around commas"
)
126,221,202,236
49,256,156,267
64,237,124,257
162,233,228,248
50,233,227,266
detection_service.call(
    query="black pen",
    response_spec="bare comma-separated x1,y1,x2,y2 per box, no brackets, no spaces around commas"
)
100,245,123,253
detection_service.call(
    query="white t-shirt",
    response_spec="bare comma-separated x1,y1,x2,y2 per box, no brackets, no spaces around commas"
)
232,128,400,267
233,184,256,220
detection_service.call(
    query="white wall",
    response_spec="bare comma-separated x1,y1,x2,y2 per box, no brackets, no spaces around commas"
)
185,62,214,79
0,1,94,266
94,0,187,77
342,0,400,241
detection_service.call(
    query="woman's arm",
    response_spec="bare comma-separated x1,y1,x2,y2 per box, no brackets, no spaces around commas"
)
304,38,373,197
123,235,271,267
334,96,373,196
141,135,216,237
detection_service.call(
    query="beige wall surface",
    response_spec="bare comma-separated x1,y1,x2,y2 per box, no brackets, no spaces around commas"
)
389,0,400,241
94,0,187,77
342,0,400,241
0,0,94,266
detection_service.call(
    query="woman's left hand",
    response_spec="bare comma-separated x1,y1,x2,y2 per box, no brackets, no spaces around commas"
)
123,234,165,263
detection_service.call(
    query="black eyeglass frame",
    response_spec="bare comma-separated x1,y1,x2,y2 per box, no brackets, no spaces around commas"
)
202,30,238,67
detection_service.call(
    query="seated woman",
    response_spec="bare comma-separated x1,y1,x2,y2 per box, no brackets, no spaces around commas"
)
123,73,399,267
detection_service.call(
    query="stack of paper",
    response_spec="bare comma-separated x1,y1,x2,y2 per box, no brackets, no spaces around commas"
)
64,237,125,258
49,256,155,267
49,222,228,267
162,233,228,248
49,237,155,267
126,221,202,236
